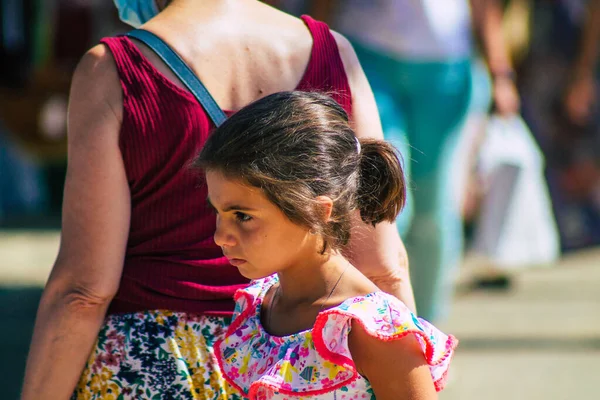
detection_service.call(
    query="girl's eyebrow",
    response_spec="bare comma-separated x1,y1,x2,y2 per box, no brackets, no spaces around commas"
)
206,197,256,212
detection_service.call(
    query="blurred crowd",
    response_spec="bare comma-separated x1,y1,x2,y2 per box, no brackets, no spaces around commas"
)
1,0,599,285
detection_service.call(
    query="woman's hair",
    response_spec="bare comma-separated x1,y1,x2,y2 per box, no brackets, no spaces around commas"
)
194,91,406,251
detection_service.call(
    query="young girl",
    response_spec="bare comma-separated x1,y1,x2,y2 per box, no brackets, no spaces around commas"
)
194,91,457,399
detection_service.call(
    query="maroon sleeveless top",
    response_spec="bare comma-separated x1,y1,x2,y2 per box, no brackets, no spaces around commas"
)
101,15,352,316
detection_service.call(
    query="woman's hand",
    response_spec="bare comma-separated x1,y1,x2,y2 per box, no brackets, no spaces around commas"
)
493,75,520,116
564,74,596,125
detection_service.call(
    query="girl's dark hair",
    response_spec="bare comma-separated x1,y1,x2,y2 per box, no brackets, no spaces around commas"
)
194,91,406,250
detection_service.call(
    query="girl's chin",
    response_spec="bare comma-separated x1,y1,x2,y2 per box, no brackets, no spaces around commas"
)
237,264,274,281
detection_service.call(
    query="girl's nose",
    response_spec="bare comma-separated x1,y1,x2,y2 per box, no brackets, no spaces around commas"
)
213,216,236,248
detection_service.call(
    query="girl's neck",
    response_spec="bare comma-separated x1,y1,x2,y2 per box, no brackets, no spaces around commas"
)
275,252,350,309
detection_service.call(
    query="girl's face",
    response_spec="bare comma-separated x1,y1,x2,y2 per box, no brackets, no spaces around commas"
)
206,170,319,280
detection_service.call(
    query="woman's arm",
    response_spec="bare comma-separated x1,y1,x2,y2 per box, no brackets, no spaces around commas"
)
470,0,520,116
349,321,438,400
333,32,416,312
21,44,130,400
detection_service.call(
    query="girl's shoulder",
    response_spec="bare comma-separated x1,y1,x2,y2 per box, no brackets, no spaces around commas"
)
316,291,458,391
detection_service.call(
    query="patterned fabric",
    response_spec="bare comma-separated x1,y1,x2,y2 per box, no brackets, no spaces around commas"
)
216,276,458,399
72,311,243,400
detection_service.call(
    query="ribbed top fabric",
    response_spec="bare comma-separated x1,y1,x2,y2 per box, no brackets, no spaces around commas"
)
101,15,352,316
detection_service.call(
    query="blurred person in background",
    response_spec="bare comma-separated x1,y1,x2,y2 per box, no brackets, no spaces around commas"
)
452,0,560,291
0,0,125,223
21,0,415,398
560,0,600,128
302,0,520,322
519,0,600,250
0,126,47,222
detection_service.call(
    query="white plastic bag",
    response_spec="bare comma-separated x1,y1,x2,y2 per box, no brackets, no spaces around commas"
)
473,115,560,268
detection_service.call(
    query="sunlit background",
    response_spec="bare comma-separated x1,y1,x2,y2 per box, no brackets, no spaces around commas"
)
1,1,599,399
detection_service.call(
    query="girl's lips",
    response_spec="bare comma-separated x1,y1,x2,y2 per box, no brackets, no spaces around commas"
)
227,258,247,267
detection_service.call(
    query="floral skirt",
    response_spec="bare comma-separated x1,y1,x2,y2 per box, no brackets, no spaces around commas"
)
72,310,244,400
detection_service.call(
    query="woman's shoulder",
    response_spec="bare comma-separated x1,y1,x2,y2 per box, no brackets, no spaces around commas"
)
69,42,125,128
74,44,122,100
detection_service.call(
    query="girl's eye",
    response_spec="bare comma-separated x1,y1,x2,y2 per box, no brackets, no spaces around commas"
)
235,212,252,223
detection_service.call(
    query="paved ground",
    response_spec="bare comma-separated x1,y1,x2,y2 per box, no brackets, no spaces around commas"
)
441,248,600,400
1,230,598,400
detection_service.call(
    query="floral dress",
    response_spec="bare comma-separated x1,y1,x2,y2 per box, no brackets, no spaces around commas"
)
215,276,458,400
72,312,243,400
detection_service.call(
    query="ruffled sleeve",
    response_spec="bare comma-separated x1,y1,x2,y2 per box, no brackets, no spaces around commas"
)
225,276,274,331
313,292,458,392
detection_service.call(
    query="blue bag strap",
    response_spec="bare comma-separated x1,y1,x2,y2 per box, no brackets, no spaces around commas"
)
126,29,227,127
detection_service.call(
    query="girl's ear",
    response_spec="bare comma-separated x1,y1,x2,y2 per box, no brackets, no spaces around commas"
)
314,196,334,223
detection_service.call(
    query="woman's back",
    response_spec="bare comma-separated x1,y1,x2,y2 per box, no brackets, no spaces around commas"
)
141,0,340,111
103,1,353,315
